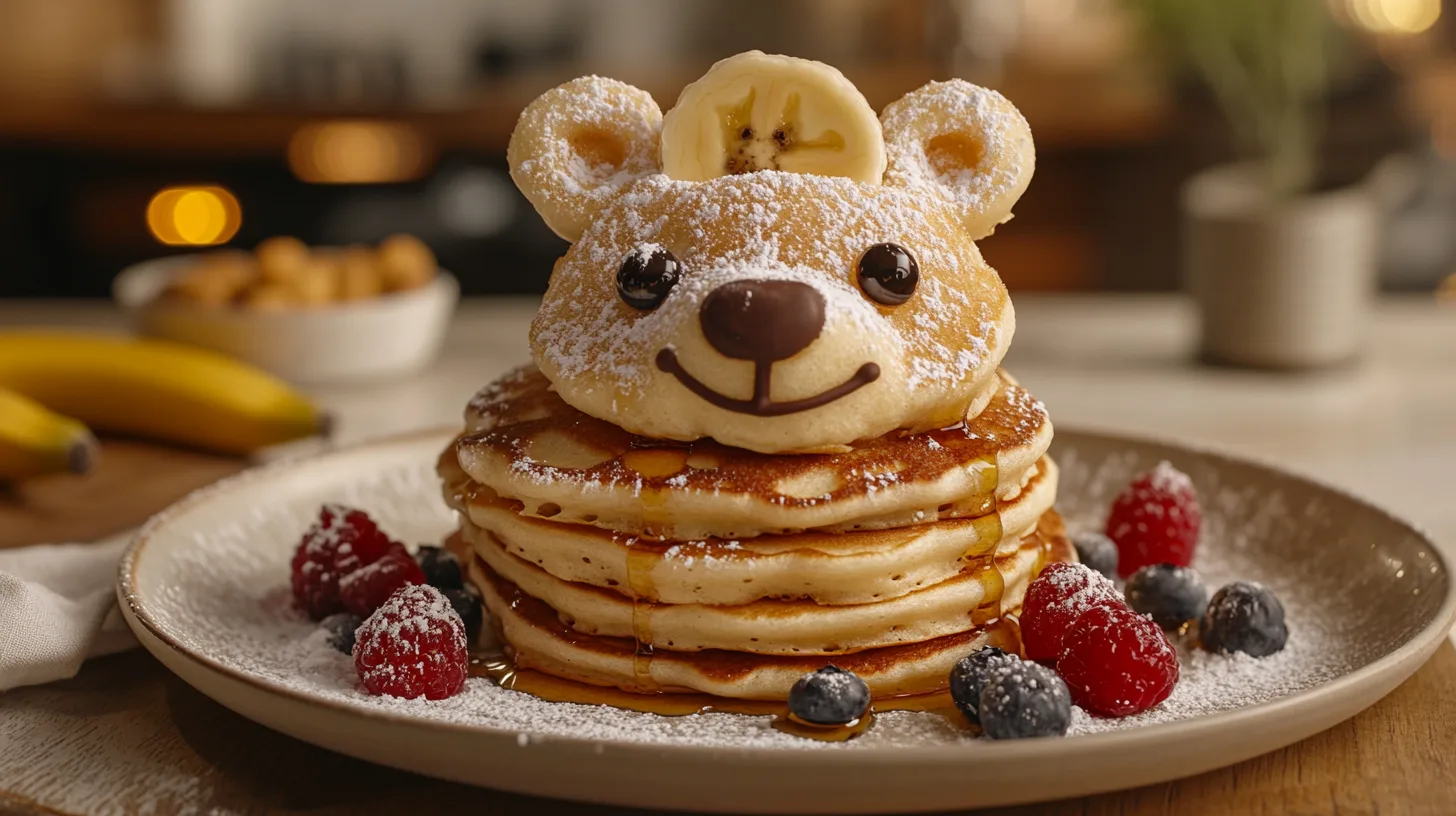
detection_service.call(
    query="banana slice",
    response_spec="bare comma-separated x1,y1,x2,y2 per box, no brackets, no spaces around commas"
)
661,51,885,184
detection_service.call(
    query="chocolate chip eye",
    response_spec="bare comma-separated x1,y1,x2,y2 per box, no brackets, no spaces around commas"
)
856,243,919,306
617,245,681,311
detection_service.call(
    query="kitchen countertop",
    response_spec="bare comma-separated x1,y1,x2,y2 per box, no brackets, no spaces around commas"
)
10,294,1454,543
1,293,1454,815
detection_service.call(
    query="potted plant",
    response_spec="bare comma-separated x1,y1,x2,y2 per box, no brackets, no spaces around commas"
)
1131,0,1378,369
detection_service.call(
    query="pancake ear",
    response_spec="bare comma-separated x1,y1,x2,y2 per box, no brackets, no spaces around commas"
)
880,80,1035,240
508,77,663,242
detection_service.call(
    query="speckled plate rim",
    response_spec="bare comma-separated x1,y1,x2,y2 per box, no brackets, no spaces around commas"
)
116,427,1456,813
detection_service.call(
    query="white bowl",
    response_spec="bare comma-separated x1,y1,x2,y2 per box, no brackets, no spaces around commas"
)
113,255,459,384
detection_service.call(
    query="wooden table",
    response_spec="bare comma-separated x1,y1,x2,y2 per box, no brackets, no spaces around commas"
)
2,296,1455,815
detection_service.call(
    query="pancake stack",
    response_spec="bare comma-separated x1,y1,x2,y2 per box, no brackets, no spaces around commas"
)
442,51,1066,703
439,366,1067,701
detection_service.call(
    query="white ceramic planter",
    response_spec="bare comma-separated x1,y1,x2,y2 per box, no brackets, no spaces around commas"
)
1182,164,1378,369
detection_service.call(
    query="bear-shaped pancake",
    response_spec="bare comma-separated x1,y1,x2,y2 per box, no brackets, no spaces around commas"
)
508,52,1034,454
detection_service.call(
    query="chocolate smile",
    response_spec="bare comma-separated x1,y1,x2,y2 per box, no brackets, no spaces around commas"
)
655,348,879,417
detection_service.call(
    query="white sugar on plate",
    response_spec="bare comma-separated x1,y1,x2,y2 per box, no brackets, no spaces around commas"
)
148,456,1364,751
1068,631,1337,735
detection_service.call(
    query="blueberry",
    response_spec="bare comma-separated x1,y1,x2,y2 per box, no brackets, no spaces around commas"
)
1201,581,1287,657
1071,531,1119,580
978,661,1071,740
1125,563,1207,630
949,646,1020,724
416,545,464,590
319,612,364,655
787,666,871,725
442,587,484,645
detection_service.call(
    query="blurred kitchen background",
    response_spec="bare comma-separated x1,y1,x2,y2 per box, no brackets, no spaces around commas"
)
0,0,1453,299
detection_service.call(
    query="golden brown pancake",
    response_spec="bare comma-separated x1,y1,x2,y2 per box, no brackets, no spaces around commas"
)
466,521,1048,654
454,511,1071,699
450,365,1051,540
443,457,1057,606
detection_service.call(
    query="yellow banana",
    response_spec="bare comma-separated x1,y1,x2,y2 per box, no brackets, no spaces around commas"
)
0,387,97,479
661,52,886,183
0,332,330,456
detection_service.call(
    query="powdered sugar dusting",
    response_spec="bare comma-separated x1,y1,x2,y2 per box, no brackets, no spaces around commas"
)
1069,634,1334,734
1042,562,1112,596
661,538,744,570
804,666,868,700
1054,440,1444,734
353,583,467,699
1047,564,1121,620
626,242,664,267
511,76,660,231
1147,460,1195,495
134,437,1444,752
1106,458,1200,545
531,171,1010,398
881,80,1031,225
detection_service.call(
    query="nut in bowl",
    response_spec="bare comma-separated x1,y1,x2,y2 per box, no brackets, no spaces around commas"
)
113,235,459,384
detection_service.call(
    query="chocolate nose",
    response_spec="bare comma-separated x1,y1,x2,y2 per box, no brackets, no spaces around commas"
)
699,279,825,363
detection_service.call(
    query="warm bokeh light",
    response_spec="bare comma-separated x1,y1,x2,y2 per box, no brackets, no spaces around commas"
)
146,185,242,246
1345,0,1441,34
287,120,430,184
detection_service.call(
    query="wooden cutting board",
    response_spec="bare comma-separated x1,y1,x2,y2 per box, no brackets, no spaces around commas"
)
0,438,247,548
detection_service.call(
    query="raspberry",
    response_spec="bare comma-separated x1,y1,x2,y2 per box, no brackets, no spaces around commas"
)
339,545,426,616
322,504,394,574
1058,604,1179,717
289,504,396,620
354,584,468,700
1020,562,1123,662
290,528,346,620
1105,461,1201,577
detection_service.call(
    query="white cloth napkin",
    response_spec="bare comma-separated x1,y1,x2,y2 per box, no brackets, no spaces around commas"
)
0,534,138,691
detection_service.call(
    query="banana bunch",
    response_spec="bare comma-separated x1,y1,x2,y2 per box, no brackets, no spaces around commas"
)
0,388,97,480
0,332,330,480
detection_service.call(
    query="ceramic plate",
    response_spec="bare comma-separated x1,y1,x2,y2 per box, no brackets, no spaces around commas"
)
117,428,1456,813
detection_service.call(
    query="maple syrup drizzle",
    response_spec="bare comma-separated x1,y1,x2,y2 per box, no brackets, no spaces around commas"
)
965,452,1008,619
469,650,972,741
968,452,1000,517
460,547,1037,743
464,615,1027,743
454,504,1060,744
770,711,875,742
451,411,1067,743
626,536,658,692
617,447,690,693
